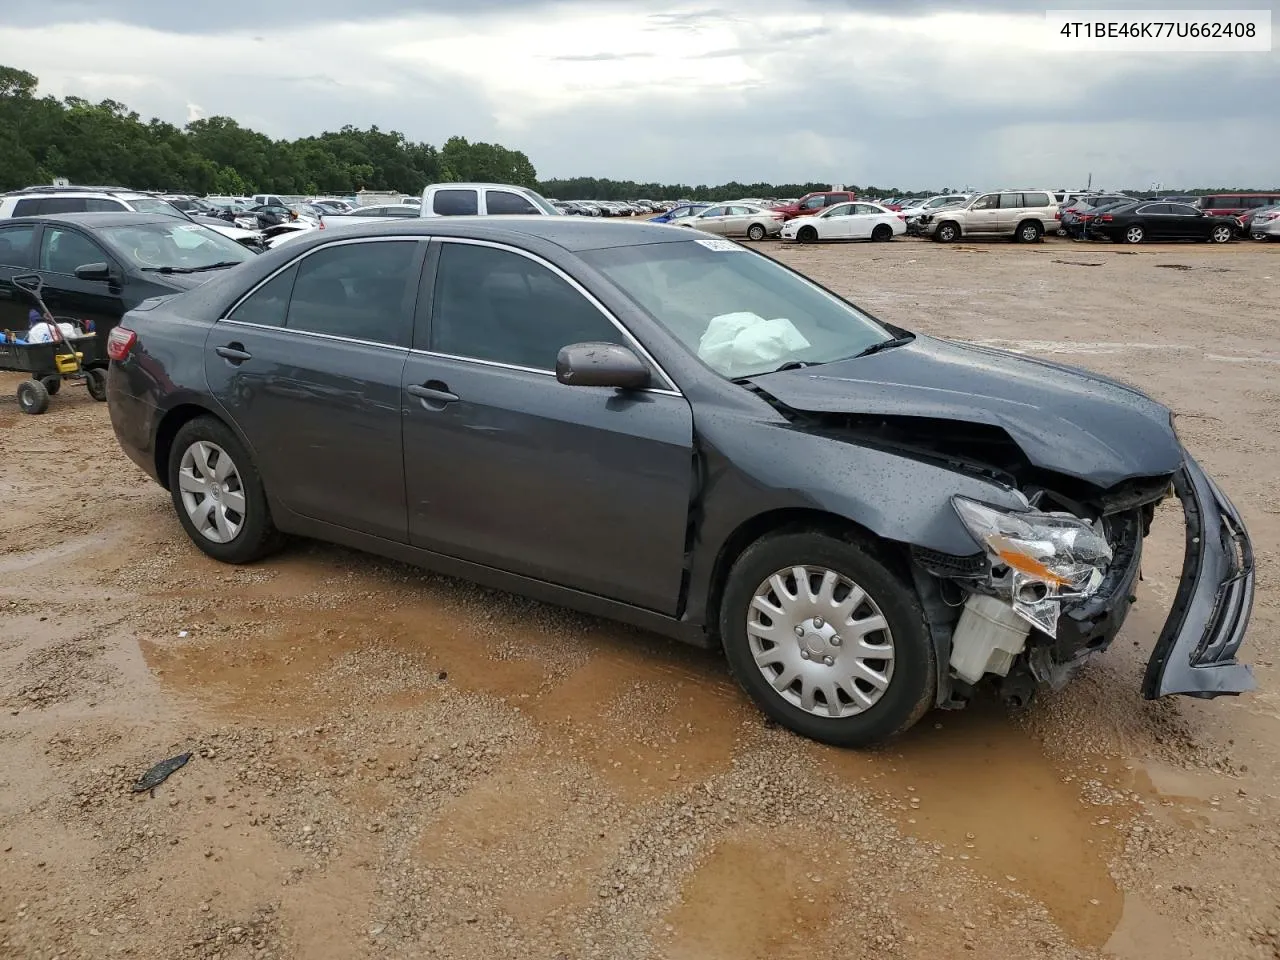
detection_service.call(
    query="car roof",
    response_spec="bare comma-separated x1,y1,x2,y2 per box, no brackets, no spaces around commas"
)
275,216,693,253
12,212,186,228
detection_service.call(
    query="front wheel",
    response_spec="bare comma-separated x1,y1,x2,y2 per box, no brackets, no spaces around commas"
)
934,221,959,243
168,417,281,564
747,223,767,241
1210,224,1233,244
719,532,935,747
871,224,893,242
797,226,818,244
39,375,61,396
17,379,50,415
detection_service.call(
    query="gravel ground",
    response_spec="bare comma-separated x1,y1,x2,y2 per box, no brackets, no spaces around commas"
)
1,235,1278,960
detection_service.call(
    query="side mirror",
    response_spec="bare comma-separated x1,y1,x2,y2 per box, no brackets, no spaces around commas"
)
556,342,651,390
74,262,112,281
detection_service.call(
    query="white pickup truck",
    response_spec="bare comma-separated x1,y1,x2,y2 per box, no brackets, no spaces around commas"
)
419,183,560,217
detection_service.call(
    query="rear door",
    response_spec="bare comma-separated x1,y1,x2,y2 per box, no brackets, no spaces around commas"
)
431,189,480,217
206,238,425,541
401,238,695,613
996,192,1027,232
0,222,40,331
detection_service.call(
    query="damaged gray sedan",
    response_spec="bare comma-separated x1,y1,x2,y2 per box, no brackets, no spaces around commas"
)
105,218,1255,746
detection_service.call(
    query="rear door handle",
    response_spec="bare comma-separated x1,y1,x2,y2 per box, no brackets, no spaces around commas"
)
215,344,252,364
406,383,459,405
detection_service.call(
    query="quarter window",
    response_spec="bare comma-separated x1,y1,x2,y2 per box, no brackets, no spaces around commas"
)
227,264,298,328
432,189,479,216
1022,192,1051,207
485,190,539,215
39,227,108,275
285,241,419,345
428,242,623,369
0,224,37,267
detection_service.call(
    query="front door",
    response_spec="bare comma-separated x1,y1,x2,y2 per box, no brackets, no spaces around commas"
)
966,193,1001,234
205,238,424,542
820,203,857,239
34,224,127,336
694,206,730,234
402,239,695,614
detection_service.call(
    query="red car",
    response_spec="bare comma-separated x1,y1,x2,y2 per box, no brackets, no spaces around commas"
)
1197,192,1280,219
774,191,858,221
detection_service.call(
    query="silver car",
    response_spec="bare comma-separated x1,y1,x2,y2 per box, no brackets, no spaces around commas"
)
678,203,784,240
1248,204,1280,240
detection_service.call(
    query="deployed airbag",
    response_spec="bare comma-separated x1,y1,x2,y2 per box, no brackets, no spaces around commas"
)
698,311,810,378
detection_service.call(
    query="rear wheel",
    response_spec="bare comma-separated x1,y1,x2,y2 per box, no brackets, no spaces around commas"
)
1124,224,1145,244
871,224,893,242
934,221,959,243
17,379,50,415
84,368,107,402
39,375,61,396
798,226,818,244
1015,220,1043,243
719,531,935,747
168,417,281,564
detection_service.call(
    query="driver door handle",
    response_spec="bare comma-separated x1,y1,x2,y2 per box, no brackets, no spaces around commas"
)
406,383,459,405
215,344,252,364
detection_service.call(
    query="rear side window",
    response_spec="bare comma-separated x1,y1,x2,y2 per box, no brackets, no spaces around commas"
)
998,193,1025,209
0,224,37,267
1137,203,1171,215
485,190,539,215
227,264,298,328
433,190,479,216
285,240,419,345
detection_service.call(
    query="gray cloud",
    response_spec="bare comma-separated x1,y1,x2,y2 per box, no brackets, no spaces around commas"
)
551,52,654,62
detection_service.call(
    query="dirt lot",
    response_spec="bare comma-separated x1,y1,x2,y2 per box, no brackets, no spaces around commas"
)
2,235,1278,960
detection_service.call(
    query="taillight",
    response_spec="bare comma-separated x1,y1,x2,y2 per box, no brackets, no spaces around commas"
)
1054,212,1061,220
107,327,137,361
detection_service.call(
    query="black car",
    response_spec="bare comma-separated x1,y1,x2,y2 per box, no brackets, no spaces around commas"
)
0,212,256,363
104,219,1254,747
1087,201,1238,244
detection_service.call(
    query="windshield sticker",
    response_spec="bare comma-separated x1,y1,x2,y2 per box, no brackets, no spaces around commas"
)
693,236,746,252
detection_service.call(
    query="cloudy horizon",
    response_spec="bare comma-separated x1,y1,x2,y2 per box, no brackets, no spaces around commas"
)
2,0,1277,189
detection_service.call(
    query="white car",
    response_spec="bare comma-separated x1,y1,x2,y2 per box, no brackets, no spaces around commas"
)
780,202,906,243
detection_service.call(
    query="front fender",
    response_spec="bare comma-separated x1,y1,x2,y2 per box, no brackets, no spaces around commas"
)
685,416,1023,624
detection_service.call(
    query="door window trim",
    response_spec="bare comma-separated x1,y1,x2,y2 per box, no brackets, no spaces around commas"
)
218,235,427,350
413,237,682,396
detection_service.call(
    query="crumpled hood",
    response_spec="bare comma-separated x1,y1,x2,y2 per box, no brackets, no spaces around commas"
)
747,334,1185,488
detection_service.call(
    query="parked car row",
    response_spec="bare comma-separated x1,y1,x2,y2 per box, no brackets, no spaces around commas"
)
551,199,677,217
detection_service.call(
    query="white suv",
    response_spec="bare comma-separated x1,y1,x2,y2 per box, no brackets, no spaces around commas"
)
419,183,560,217
917,190,1060,243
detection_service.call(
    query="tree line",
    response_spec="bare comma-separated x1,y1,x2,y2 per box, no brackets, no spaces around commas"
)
0,65,537,196
1,66,1273,201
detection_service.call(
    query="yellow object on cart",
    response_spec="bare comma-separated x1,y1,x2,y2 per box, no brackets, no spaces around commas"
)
54,351,84,374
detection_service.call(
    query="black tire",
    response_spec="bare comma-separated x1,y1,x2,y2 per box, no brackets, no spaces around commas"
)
934,221,959,243
39,375,61,396
17,378,50,415
1015,220,1043,243
167,416,281,564
1209,224,1233,244
84,368,107,402
871,224,893,242
797,226,818,244
719,531,936,747
747,223,767,241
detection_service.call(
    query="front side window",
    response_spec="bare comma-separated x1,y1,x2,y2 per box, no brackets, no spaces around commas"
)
700,206,727,218
428,242,622,369
485,190,539,215
800,196,825,209
0,224,37,267
128,197,182,215
39,227,108,275
582,240,891,380
433,189,479,216
972,194,998,210
1168,204,1200,216
84,197,128,212
285,240,419,345
822,204,854,218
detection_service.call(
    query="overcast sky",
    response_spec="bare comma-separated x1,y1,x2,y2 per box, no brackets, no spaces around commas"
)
2,0,1277,188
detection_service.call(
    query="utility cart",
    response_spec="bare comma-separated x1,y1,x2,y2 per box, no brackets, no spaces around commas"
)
0,273,106,414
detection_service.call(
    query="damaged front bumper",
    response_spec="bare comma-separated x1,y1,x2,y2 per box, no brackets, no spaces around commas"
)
1142,454,1255,698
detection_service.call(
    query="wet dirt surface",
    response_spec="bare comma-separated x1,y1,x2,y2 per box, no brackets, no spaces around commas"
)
2,235,1278,959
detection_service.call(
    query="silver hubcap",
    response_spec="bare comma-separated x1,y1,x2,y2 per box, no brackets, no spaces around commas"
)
1214,227,1230,242
1127,227,1143,242
1022,226,1037,240
747,565,895,718
178,441,246,544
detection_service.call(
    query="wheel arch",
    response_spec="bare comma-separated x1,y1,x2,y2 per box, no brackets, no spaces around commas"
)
701,507,912,647
153,401,251,490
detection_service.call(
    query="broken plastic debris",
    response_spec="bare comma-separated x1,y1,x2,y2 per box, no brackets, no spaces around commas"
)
132,752,192,794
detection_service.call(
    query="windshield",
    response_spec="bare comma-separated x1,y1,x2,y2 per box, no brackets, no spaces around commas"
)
99,221,254,271
581,239,891,379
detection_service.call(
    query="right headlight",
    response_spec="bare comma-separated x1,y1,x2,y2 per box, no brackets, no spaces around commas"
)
952,496,1114,635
